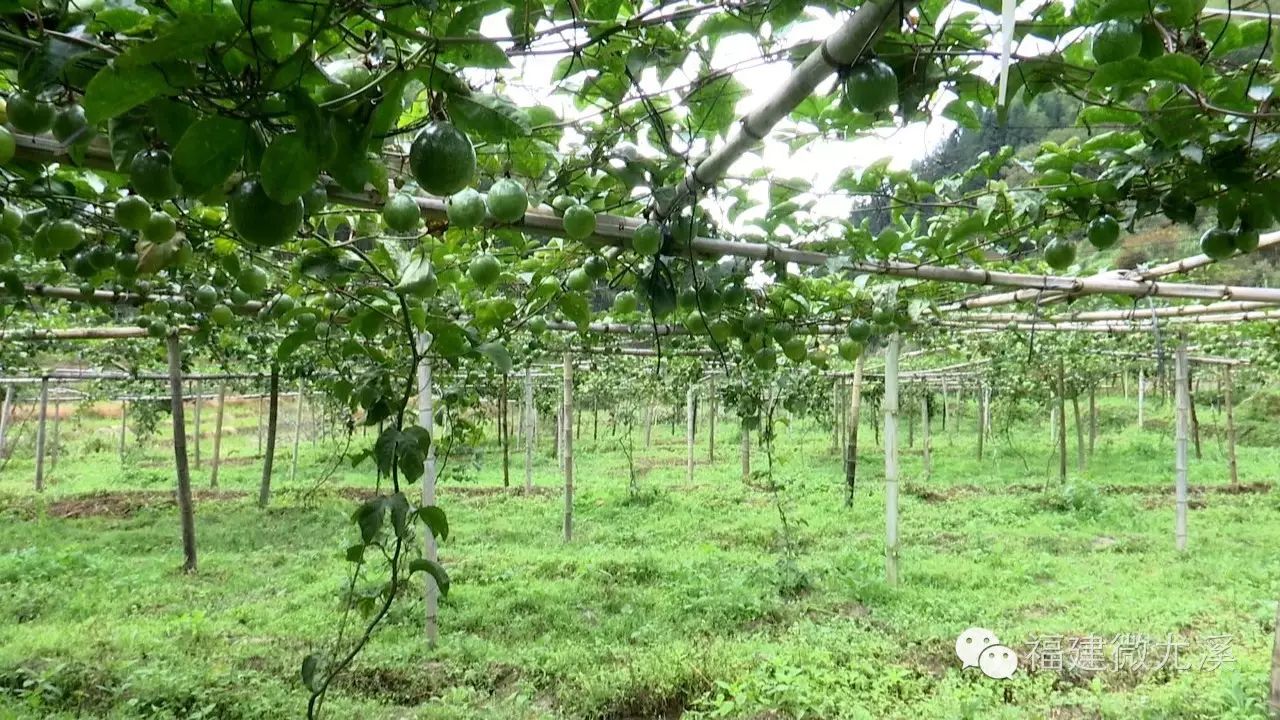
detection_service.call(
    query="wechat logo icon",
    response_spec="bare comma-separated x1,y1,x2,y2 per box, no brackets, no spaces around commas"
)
956,627,1018,680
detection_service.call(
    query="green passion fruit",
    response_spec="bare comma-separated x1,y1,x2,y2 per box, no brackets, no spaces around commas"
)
382,193,421,232
844,59,898,113
129,149,179,202
447,188,486,228
409,121,476,196
228,178,304,247
6,93,55,134
486,178,528,223
632,223,662,255
1043,239,1076,270
1199,228,1236,260
468,253,502,287
1087,215,1121,250
562,204,597,240
1092,20,1142,64
114,195,151,230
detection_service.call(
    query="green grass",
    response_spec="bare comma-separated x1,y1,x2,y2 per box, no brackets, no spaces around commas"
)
0,391,1276,719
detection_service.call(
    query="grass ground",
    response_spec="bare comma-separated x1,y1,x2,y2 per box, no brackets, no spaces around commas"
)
0,388,1277,719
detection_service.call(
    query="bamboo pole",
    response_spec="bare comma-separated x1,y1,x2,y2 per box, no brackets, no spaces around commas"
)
1224,366,1239,487
884,335,901,587
289,386,304,483
563,353,574,543
845,354,865,505
192,382,202,469
1057,360,1068,483
165,335,198,573
523,366,534,492
501,374,511,488
210,386,226,488
957,300,1273,324
258,366,279,508
921,393,931,479
417,344,439,647
686,386,696,484
1175,341,1190,552
0,384,12,456
34,378,48,492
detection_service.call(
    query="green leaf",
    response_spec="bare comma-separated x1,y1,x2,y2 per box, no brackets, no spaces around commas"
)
684,74,747,138
1146,54,1202,88
261,133,320,204
942,99,981,130
83,64,169,124
407,558,451,598
345,544,365,562
352,497,387,543
301,654,322,692
1088,59,1147,90
116,10,241,68
388,492,412,539
442,37,512,68
172,116,247,195
416,506,449,541
277,328,316,361
1092,0,1149,22
447,93,531,140
477,341,512,373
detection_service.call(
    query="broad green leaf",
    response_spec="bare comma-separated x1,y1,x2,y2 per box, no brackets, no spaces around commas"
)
1146,54,1202,88
277,328,316,361
172,116,247,194
352,497,386,544
388,492,411,539
116,11,241,68
1089,60,1147,89
416,506,449,541
442,37,512,68
84,63,169,124
261,133,320,204
301,654,321,692
477,341,512,373
448,93,531,140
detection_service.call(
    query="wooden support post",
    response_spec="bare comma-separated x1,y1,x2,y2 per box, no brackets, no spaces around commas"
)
523,367,534,492
921,393,931,479
563,353,574,542
501,374,511,488
289,387,304,483
34,378,48,492
0,384,12,456
1174,341,1190,552
685,386,695,484
708,385,716,463
1138,368,1145,429
166,335,198,573
416,345,439,647
844,355,865,505
193,382,202,470
210,386,226,488
1189,367,1203,460
884,335,901,587
1057,359,1068,483
1224,366,1239,487
258,366,279,508
118,399,128,460
741,421,751,482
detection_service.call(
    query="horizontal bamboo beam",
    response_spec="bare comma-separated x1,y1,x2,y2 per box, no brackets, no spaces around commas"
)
953,300,1272,324
0,326,194,341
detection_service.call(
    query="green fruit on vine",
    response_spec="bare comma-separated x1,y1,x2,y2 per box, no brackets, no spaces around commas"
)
612,290,638,314
722,284,747,307
781,337,807,363
743,312,766,334
269,293,295,318
1,204,23,232
409,121,475,196
446,188,486,228
837,339,863,361
528,316,548,335
87,244,116,271
1092,20,1142,64
78,282,95,298
582,254,608,279
844,59,898,113
294,310,317,329
468,253,501,287
551,195,575,215
142,211,177,243
174,298,195,316
114,195,151,230
670,212,703,247
809,349,830,368
1087,215,1121,250
562,204,597,240
846,318,872,342
302,184,328,216
147,320,169,339
51,105,93,145
753,346,777,370
382,193,421,232
1199,228,1236,260
566,267,592,292
228,178,303,247
632,223,662,255
6,93,55,134
194,284,218,310
1043,239,1076,270
46,219,84,252
696,285,722,314
1234,227,1260,253
872,306,895,326
71,251,97,278
677,288,698,313
708,318,732,344
0,126,14,165
114,252,137,277
129,149,179,202
0,236,12,264
770,322,795,343
683,310,711,336
486,178,528,223
1161,189,1196,225
210,304,235,326
238,266,269,296
1139,21,1165,59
